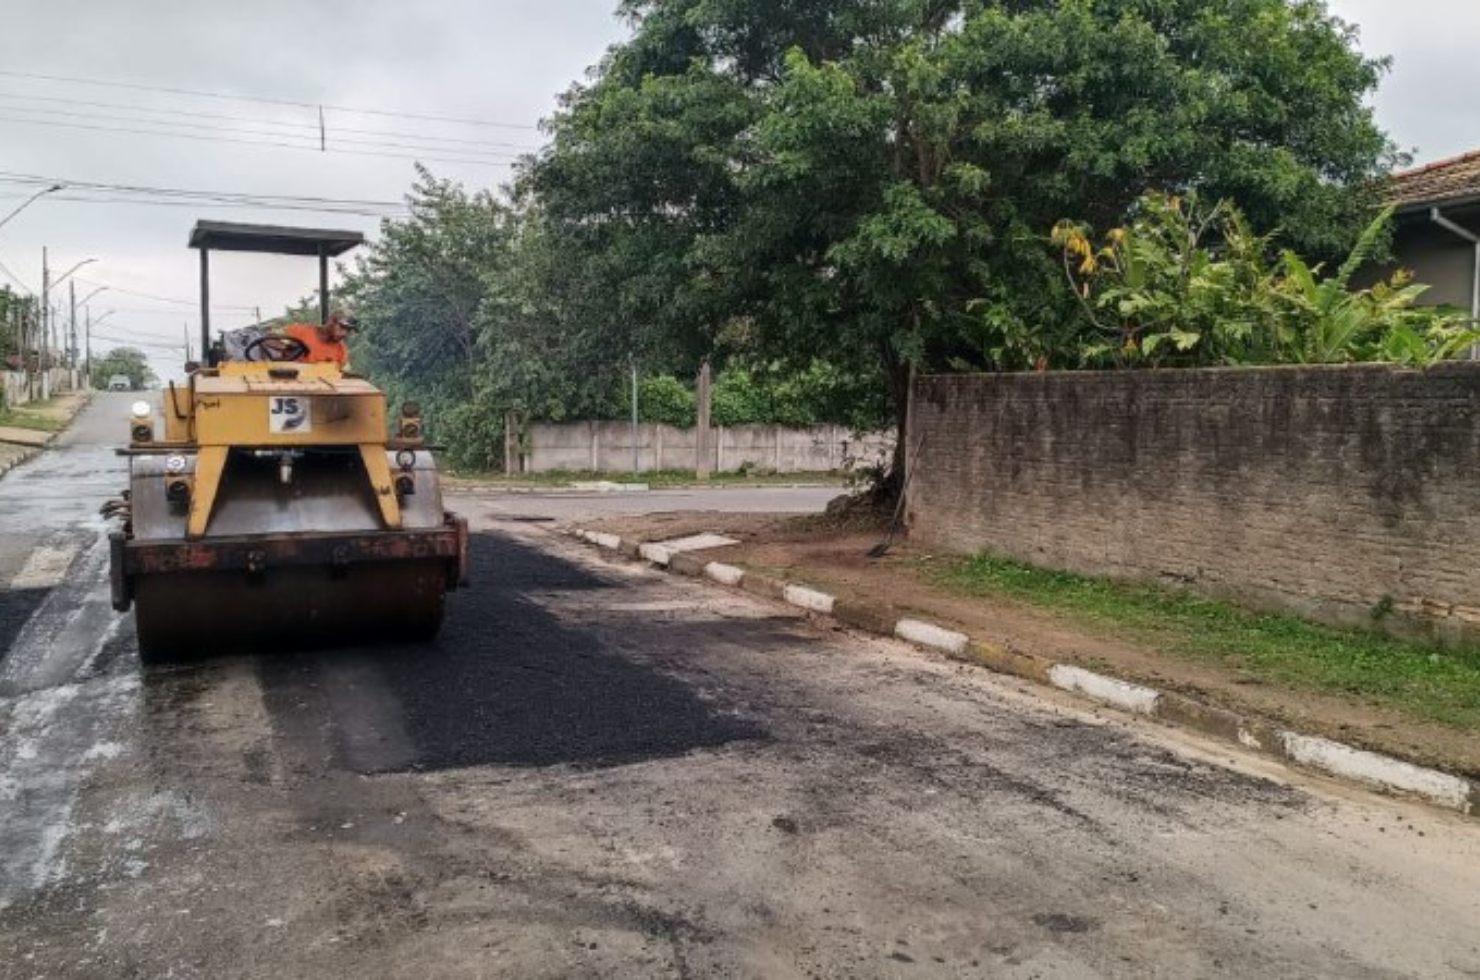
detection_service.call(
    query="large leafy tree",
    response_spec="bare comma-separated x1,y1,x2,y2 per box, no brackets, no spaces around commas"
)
529,0,1398,476
90,347,156,390
339,168,516,462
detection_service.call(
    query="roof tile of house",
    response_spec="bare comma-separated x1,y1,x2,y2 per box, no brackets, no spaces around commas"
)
1390,150,1480,210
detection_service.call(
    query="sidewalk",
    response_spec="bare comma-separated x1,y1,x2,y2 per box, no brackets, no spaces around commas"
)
571,510,1480,817
0,390,93,475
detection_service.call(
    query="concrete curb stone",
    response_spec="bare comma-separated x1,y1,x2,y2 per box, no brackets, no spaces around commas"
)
831,599,897,636
895,618,970,657
567,526,1480,817
965,640,1052,685
739,571,787,602
638,542,673,566
668,552,708,578
703,562,746,587
0,445,40,478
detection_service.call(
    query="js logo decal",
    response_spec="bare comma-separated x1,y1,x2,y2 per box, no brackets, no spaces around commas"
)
268,397,312,434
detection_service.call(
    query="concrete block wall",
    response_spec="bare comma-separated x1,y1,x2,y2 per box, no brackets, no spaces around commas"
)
1,369,74,407
522,422,892,475
906,364,1480,643
2,371,25,408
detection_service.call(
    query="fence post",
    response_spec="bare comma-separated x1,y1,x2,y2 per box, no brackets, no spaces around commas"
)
504,411,519,475
695,359,712,481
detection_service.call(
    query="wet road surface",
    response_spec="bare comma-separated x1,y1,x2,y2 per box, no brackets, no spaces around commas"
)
2,395,1480,978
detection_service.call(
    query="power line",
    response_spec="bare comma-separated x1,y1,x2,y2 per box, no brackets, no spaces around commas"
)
0,170,407,208
0,190,404,219
0,112,519,168
74,276,257,311
0,68,540,131
20,193,404,219
89,306,255,318
0,100,531,160
0,90,544,151
92,333,187,351
0,257,34,294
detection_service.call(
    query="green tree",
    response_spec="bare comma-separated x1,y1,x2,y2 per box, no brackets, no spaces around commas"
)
90,347,156,390
530,0,1398,480
339,167,516,466
0,287,39,364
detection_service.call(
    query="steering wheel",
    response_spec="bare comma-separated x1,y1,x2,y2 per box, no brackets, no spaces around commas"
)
243,335,311,363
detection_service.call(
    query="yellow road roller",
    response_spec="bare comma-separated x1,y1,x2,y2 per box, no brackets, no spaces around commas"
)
108,221,469,663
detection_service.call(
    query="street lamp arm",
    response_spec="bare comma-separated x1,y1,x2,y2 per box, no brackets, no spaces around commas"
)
51,257,97,290
0,184,63,234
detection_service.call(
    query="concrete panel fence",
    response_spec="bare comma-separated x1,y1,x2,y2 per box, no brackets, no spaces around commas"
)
516,421,893,476
1,369,76,408
906,364,1480,644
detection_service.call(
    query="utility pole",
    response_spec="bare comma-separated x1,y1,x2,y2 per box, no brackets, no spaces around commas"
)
38,245,48,400
68,279,77,389
695,359,713,481
629,354,639,477
85,308,92,386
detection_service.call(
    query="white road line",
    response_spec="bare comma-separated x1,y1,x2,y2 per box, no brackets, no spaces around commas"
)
10,543,79,589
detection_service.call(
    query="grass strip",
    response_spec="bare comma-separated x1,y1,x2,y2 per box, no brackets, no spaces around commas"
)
935,554,1480,731
0,408,65,433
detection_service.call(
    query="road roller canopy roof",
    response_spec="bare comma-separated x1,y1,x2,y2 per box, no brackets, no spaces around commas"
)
188,221,364,257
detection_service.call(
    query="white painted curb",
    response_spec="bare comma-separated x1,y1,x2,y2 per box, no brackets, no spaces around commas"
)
638,543,673,566
784,585,835,615
1281,733,1473,813
894,619,970,657
1049,665,1160,715
704,562,745,586
583,531,622,550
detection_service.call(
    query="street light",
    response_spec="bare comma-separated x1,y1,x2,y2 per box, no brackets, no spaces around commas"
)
84,308,115,386
73,285,108,376
0,184,63,234
40,254,95,391
51,256,96,290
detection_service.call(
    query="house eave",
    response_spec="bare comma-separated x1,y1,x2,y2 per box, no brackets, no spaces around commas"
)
1394,193,1480,219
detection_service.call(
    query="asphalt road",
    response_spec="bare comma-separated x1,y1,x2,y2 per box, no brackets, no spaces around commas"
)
2,394,1480,978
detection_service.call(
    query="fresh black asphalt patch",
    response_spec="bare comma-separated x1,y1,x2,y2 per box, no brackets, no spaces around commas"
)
256,532,768,774
0,587,48,660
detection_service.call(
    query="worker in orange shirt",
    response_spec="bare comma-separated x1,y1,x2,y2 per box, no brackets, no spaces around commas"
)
284,311,356,367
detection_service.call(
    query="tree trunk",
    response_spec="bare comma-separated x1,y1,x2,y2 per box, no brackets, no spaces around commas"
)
879,340,913,501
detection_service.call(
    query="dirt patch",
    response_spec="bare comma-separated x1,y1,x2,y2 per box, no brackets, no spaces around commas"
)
581,511,1480,780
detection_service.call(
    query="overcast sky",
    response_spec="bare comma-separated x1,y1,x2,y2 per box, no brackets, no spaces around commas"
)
0,1,1473,381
